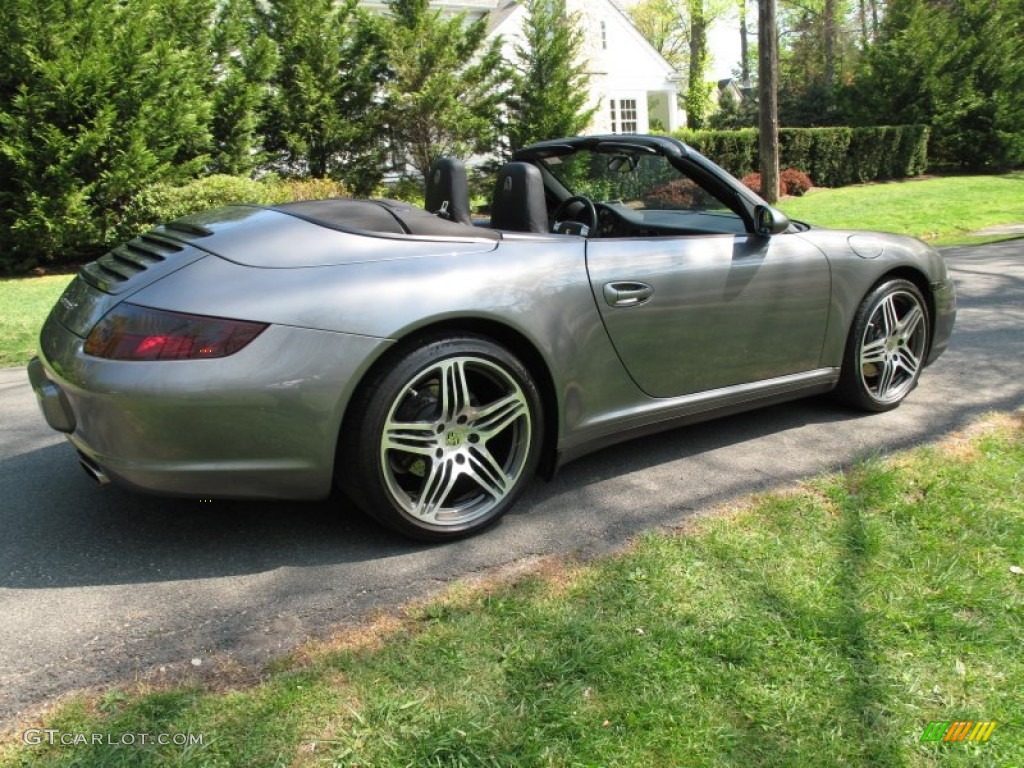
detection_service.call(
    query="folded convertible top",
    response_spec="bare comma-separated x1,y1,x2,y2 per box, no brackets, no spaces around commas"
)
274,199,501,241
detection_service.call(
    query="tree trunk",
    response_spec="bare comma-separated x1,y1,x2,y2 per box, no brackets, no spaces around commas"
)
687,0,708,128
823,0,837,86
858,0,869,48
739,0,750,85
758,0,779,203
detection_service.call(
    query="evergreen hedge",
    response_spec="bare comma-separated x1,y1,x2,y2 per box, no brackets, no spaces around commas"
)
672,125,930,188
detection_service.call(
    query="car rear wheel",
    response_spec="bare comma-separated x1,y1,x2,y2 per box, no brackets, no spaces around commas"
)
343,336,543,541
834,278,930,412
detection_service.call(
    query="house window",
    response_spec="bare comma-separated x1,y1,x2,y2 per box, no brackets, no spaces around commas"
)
601,21,607,49
610,98,638,134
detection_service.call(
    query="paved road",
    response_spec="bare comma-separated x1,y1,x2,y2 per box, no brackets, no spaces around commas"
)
1,241,1021,728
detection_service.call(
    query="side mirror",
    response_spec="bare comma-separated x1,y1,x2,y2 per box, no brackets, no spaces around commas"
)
755,205,790,236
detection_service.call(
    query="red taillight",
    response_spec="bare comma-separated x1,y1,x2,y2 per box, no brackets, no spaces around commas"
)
84,304,268,361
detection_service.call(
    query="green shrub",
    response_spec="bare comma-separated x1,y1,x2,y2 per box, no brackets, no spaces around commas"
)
676,128,758,178
779,130,815,178
807,127,853,187
900,125,931,177
383,176,428,208
117,176,271,242
274,177,351,202
847,127,888,183
115,175,349,245
0,167,349,276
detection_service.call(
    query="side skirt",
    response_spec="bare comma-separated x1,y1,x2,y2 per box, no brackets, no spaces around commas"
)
553,368,840,472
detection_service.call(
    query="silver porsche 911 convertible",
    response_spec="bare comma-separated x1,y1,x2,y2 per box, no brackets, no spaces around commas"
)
29,134,956,540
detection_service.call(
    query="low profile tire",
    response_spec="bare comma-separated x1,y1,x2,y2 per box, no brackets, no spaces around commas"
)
834,278,930,412
342,336,543,541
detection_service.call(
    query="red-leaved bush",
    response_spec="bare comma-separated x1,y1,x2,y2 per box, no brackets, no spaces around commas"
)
643,178,705,209
780,168,813,196
740,172,763,195
740,168,813,197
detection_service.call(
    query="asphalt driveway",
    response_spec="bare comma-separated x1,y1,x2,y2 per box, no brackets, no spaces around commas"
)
1,240,1021,728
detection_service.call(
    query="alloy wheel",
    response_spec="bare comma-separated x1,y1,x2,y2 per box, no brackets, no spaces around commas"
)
379,355,532,527
858,290,928,404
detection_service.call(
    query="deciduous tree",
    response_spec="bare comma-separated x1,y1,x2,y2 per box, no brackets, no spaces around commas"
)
687,0,711,128
776,0,859,124
627,0,690,70
626,0,729,129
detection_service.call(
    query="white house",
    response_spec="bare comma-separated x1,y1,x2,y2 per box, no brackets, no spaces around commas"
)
361,0,685,134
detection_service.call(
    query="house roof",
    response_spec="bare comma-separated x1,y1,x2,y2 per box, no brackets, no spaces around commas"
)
718,77,756,99
485,0,520,33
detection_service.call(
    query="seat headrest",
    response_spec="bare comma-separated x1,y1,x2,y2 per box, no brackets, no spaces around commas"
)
425,157,472,226
490,162,548,233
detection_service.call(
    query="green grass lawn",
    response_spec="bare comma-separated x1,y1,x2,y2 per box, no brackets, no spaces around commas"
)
2,413,1021,767
778,172,1024,246
0,275,73,367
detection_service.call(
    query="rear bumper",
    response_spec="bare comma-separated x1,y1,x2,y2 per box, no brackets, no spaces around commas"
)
30,314,391,500
28,356,76,433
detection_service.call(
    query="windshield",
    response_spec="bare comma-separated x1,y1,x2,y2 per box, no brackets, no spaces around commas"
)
539,147,735,216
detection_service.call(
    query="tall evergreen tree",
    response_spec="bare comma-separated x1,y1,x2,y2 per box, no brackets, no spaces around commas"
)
383,0,510,177
846,0,1023,169
506,0,595,152
0,0,215,271
260,0,389,193
211,0,278,175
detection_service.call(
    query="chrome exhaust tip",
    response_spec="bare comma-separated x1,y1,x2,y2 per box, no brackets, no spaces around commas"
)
77,452,111,486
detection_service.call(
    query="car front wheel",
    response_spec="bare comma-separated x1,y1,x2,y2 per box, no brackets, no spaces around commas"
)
343,336,543,541
835,278,931,412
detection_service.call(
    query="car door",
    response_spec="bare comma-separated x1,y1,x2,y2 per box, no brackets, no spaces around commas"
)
586,230,832,398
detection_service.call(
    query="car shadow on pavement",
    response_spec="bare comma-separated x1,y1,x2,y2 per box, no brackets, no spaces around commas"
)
0,386,1013,592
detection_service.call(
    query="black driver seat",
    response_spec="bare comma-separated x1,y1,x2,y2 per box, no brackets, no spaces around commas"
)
425,157,472,226
489,162,549,233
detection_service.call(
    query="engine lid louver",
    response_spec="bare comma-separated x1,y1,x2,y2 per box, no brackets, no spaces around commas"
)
80,233,187,294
